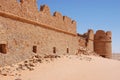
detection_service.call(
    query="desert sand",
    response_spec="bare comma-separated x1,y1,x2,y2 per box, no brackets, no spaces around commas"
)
112,53,120,61
0,54,120,80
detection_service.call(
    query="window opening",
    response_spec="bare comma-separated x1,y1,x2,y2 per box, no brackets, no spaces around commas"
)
67,48,69,53
0,44,7,54
53,47,56,53
33,46,37,53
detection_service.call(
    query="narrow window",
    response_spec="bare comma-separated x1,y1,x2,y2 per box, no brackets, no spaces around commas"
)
67,48,69,53
0,44,7,54
33,46,37,53
53,47,56,53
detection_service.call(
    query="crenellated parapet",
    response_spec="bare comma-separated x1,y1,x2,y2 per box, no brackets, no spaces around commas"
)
94,30,112,42
94,30,112,58
0,0,76,35
77,29,112,58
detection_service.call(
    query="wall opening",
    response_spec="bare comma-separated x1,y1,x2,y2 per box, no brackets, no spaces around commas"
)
0,44,7,54
67,48,69,53
33,46,37,53
100,55,106,58
53,47,56,53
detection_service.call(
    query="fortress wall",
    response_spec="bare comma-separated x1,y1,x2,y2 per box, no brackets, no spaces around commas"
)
0,0,76,34
77,30,94,51
86,29,94,51
94,30,112,58
0,0,112,66
78,37,86,47
77,34,87,48
77,29,112,58
0,16,78,66
105,31,112,58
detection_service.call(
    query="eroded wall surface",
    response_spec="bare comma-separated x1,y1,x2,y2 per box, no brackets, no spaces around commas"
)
0,0,78,66
94,30,112,58
0,0,112,66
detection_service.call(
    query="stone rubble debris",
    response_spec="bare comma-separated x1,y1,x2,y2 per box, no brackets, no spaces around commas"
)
0,46,98,77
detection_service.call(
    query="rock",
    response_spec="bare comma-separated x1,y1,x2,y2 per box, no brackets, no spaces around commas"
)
37,59,42,63
15,78,22,80
2,73,7,76
29,63,35,67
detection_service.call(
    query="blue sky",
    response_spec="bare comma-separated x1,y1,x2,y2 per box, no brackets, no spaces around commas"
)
37,0,120,53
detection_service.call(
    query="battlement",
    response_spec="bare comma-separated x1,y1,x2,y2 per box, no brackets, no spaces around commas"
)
77,29,112,58
0,0,76,35
95,30,112,42
0,0,112,66
94,30,112,58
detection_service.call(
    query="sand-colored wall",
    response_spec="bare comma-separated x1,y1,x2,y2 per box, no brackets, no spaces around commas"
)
94,30,112,58
0,16,78,66
86,29,94,51
77,30,112,58
0,0,76,34
77,29,94,51
77,36,86,47
0,0,112,66
0,0,78,66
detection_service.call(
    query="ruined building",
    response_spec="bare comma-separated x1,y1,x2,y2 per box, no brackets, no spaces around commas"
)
0,0,112,66
77,29,112,58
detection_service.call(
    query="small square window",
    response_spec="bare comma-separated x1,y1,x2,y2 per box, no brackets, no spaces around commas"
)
0,44,7,54
53,47,56,53
33,46,37,53
67,48,69,53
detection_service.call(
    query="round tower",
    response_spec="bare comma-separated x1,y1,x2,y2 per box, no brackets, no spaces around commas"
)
94,30,112,58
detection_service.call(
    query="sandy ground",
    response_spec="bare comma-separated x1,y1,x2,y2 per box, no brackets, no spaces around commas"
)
112,53,120,61
0,55,120,80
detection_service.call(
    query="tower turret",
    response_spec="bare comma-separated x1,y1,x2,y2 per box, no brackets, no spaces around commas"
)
94,30,112,58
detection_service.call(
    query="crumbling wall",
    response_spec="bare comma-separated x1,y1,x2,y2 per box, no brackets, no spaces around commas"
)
0,0,78,66
94,30,112,58
86,29,94,51
77,29,112,58
77,35,87,47
0,0,112,66
77,29,94,51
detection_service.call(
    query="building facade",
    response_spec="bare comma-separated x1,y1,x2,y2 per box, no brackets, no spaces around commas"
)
0,0,112,66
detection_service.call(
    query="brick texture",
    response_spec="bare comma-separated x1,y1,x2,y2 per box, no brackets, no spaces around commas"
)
0,0,112,66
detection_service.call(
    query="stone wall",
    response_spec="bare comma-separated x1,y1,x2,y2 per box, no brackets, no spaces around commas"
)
0,0,112,66
77,34,87,47
86,29,94,51
77,30,112,58
0,0,78,66
94,30,112,58
77,29,94,51
0,0,76,34
0,15,78,66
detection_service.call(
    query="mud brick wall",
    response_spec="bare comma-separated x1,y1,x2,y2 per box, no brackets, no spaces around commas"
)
0,0,78,66
0,0,112,66
94,30,112,58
